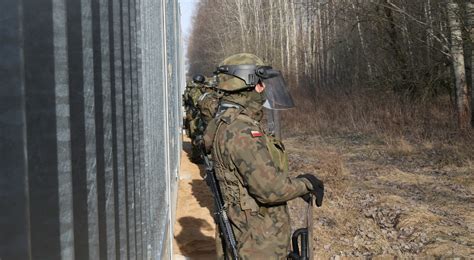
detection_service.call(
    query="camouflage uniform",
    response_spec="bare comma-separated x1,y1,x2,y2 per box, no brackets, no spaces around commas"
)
183,76,208,162
204,54,315,259
197,82,221,126
183,79,204,139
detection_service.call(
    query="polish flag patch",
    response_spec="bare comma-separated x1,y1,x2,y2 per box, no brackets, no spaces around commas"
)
251,130,263,137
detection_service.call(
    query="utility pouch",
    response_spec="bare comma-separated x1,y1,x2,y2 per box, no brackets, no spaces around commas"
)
265,135,289,172
238,184,259,213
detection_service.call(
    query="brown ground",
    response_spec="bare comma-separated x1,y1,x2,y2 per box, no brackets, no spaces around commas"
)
286,134,473,258
173,138,217,259
174,134,474,259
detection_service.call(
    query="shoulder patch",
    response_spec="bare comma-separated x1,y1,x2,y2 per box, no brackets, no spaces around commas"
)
251,130,263,138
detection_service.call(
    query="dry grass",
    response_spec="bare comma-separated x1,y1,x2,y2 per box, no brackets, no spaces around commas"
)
278,89,474,257
283,88,473,143
284,133,473,258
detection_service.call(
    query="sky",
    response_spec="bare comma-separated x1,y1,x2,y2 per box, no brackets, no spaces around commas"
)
179,0,199,68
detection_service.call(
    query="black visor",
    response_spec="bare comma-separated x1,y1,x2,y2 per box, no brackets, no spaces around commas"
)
215,64,295,110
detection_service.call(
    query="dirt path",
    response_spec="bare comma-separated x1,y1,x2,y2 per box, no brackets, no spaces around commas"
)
173,137,217,260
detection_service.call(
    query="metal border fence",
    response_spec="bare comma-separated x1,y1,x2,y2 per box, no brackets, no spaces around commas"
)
0,0,183,259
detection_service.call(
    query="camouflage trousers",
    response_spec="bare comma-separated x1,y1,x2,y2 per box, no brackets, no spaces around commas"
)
216,204,291,260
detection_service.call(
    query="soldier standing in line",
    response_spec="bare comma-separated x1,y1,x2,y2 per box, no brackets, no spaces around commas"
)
204,53,324,259
183,74,206,161
196,75,222,128
193,75,223,154
183,74,205,137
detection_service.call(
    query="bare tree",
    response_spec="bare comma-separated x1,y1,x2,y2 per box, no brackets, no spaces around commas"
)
187,0,473,130
467,1,474,126
447,0,471,129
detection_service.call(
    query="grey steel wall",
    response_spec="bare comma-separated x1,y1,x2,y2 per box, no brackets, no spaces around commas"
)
0,0,182,259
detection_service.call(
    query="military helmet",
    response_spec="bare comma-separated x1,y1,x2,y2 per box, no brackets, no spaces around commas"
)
216,53,265,92
192,74,205,84
216,53,295,110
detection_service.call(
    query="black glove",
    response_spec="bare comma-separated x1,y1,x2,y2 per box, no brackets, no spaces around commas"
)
297,174,324,207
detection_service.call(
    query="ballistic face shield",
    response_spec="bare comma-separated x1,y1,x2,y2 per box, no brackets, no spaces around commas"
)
215,64,295,110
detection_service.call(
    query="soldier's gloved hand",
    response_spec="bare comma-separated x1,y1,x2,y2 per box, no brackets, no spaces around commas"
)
297,174,324,207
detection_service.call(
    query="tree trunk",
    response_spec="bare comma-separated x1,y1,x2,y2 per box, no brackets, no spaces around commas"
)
284,0,291,72
317,1,324,88
425,0,434,66
467,1,474,127
352,2,373,80
447,0,471,129
304,1,311,81
383,0,409,93
278,0,284,68
236,0,247,52
269,0,274,62
291,0,299,87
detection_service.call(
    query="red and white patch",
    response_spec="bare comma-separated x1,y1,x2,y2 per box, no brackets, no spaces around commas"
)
251,130,263,137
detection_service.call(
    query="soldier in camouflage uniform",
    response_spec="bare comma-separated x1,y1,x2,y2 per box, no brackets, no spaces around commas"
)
183,74,206,138
193,76,223,152
196,75,222,126
204,53,324,259
183,74,207,162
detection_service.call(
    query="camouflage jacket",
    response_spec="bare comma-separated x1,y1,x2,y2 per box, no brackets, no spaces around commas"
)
204,106,311,212
197,88,221,125
183,82,203,108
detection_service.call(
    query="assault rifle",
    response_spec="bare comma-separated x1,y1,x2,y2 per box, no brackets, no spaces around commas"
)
288,194,314,260
196,137,239,260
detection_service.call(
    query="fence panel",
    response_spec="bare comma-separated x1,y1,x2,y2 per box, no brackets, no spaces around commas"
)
0,0,182,259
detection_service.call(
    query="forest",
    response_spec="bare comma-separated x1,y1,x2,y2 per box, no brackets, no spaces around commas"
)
187,0,473,138
178,1,474,258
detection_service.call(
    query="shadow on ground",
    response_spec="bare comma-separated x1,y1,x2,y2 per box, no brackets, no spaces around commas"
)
191,179,214,213
174,217,216,258
183,139,204,165
174,137,217,259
